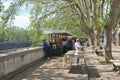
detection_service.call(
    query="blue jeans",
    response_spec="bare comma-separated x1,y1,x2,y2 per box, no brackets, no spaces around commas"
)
76,58,79,64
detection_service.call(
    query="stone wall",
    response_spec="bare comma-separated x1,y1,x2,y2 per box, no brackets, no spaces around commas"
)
0,47,44,80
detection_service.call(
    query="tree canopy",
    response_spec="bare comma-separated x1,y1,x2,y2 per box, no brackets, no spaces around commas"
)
1,0,120,58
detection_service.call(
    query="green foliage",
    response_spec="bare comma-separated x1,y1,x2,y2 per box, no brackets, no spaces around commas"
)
1,0,117,48
29,19,43,46
1,0,25,24
98,59,112,64
0,24,30,43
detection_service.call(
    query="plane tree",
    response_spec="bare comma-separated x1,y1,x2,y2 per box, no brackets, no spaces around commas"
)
1,0,120,59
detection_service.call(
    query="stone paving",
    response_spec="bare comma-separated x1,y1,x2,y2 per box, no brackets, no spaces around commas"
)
10,56,88,80
10,46,120,80
86,46,120,80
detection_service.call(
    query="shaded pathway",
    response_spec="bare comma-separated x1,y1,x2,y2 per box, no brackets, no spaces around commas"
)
9,46,120,80
86,46,120,80
10,56,88,80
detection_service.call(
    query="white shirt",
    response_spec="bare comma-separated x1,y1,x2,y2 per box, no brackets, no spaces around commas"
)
74,42,82,55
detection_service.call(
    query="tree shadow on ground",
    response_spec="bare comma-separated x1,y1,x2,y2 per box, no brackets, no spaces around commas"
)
9,59,49,80
68,64,87,74
112,50,120,53
87,66,100,78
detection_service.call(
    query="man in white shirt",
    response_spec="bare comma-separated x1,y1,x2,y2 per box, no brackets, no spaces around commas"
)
74,38,83,65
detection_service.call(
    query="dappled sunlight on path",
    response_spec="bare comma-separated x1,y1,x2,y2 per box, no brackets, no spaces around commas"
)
86,46,120,80
10,46,120,80
10,56,88,80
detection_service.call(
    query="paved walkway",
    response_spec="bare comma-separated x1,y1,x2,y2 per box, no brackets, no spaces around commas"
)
10,46,120,80
86,46,120,80
10,56,88,80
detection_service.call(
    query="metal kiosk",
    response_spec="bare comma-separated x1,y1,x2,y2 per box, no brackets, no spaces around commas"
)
44,30,73,55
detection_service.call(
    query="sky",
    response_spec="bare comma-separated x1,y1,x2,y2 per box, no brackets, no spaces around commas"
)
2,0,31,29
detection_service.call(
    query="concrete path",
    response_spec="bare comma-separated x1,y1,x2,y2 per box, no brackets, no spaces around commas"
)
9,46,120,80
10,56,88,80
86,46,120,80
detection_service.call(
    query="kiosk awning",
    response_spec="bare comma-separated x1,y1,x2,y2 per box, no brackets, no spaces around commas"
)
43,30,74,36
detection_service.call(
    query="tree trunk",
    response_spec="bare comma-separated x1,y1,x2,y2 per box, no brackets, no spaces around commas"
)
103,0,120,59
112,27,118,45
95,29,101,47
103,26,113,59
88,35,94,46
87,31,94,48
118,33,120,46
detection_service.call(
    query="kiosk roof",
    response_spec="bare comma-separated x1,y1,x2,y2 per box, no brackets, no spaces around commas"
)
43,30,74,36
